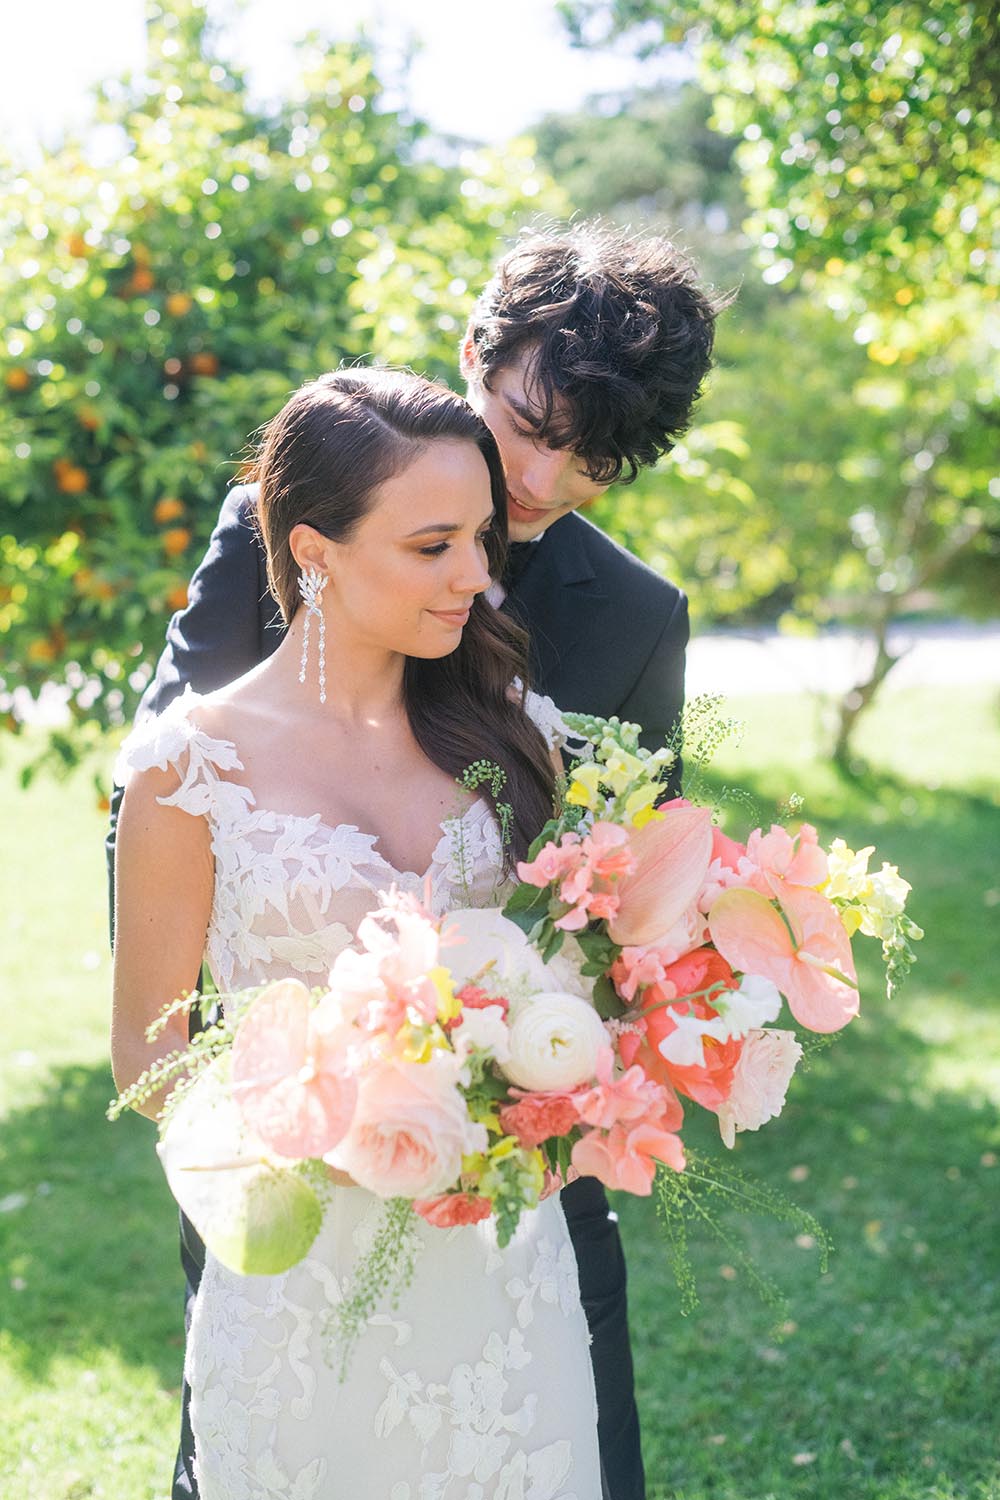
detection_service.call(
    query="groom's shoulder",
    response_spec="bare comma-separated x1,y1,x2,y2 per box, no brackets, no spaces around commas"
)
561,511,684,606
218,481,260,533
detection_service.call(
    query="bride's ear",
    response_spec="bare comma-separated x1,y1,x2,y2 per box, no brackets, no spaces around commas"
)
288,523,335,578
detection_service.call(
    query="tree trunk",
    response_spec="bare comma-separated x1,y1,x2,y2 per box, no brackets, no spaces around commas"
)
832,608,902,770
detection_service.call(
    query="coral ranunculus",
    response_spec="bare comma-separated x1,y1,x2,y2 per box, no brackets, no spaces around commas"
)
499,1091,583,1149
413,1192,494,1228
608,801,713,947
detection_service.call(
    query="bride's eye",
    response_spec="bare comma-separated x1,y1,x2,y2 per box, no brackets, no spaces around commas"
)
419,542,450,557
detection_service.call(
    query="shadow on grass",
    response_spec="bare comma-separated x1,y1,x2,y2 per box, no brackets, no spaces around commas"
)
625,1015,1000,1498
0,1059,183,1389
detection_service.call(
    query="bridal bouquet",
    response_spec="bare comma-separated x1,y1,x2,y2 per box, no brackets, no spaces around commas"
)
112,703,921,1353
500,709,921,1158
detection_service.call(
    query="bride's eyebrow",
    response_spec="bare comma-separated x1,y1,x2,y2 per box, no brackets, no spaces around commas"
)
405,512,495,538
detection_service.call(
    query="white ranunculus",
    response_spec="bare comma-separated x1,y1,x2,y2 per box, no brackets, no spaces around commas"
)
716,1028,803,1149
503,992,608,1092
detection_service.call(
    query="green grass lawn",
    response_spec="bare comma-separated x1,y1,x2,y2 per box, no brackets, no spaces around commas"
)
1,684,998,1500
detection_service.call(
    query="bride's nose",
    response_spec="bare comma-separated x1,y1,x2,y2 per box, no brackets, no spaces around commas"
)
453,540,491,596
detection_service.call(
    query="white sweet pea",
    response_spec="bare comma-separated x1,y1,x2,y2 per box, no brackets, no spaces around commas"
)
451,1005,511,1065
656,1010,731,1069
503,992,608,1091
657,974,783,1070
716,1028,803,1148
713,974,783,1036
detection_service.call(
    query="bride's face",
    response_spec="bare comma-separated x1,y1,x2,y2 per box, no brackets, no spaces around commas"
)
304,438,495,659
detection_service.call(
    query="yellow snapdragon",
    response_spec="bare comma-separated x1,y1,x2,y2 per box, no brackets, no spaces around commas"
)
566,762,604,809
824,838,876,901
430,965,461,1025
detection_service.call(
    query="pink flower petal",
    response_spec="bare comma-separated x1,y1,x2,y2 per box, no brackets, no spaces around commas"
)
608,805,713,947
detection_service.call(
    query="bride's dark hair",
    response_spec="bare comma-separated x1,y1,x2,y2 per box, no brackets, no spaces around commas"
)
249,367,555,865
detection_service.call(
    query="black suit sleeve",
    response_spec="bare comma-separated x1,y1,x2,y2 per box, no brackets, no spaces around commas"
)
105,486,270,942
142,486,269,717
616,585,689,791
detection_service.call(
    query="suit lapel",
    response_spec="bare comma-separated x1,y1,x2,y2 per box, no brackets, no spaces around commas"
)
502,516,607,699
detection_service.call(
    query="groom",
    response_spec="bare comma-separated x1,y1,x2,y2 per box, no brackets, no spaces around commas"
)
109,221,721,1500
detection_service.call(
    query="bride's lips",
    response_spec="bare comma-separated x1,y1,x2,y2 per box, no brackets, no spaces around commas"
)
427,606,472,628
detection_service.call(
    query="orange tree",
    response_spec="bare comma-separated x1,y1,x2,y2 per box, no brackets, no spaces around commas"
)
0,1,556,769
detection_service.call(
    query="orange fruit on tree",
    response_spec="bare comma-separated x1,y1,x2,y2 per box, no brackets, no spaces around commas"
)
55,463,89,494
189,352,219,377
77,405,101,431
128,267,155,294
154,496,186,525
96,794,111,813
166,292,193,317
5,367,31,392
166,583,190,612
162,526,192,557
66,232,90,258
27,637,57,663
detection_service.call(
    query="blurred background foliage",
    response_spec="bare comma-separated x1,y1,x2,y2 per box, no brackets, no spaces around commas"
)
1,0,997,774
558,0,999,757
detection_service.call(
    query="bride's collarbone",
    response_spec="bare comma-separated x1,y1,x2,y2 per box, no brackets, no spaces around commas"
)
236,763,473,874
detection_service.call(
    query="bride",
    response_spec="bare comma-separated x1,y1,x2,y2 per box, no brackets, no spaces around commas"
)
111,368,603,1499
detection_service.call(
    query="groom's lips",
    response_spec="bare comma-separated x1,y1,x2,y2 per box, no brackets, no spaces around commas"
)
507,495,552,524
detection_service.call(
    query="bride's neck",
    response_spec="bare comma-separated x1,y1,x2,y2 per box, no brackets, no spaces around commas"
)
275,615,407,726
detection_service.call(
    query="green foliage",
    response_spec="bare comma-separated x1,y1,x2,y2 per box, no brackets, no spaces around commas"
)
561,0,997,309
558,1,998,757
589,294,999,627
0,0,558,752
532,81,753,295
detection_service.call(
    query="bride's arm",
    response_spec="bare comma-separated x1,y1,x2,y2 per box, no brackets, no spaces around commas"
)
111,765,214,1120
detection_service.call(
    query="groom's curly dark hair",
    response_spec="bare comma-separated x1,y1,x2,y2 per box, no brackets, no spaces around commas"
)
465,221,728,485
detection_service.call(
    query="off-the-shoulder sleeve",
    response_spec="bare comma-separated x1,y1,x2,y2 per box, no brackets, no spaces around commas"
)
518,686,573,753
113,688,255,822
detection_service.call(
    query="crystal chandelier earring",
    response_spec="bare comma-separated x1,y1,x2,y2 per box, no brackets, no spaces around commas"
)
297,566,328,704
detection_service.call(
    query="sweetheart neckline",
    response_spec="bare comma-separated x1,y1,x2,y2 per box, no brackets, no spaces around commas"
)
225,795,491,884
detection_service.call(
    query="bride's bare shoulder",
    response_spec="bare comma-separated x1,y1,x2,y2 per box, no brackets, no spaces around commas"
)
183,665,277,742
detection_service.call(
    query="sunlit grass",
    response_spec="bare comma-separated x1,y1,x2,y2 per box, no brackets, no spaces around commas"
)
1,684,998,1499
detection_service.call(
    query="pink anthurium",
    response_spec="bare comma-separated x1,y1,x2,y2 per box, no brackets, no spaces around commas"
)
707,884,859,1033
608,801,714,947
230,979,357,1158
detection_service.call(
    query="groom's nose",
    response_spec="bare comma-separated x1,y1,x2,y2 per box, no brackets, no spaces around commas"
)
518,444,574,507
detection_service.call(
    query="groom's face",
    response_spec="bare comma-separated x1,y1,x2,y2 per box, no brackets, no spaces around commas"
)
464,346,611,543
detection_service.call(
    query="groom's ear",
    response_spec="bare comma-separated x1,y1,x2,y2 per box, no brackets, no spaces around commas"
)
459,321,478,385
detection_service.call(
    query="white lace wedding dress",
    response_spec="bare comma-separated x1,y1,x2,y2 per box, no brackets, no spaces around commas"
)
118,690,602,1500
